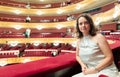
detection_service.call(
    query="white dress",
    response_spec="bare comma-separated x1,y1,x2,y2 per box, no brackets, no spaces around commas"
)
72,36,119,77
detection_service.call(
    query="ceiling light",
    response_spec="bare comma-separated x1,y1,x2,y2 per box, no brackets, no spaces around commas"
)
0,60,7,66
75,4,84,10
53,42,59,46
36,10,44,15
71,43,76,47
56,9,64,14
94,17,101,26
40,0,44,2
14,25,22,30
13,10,21,15
22,58,31,63
9,41,18,47
36,25,44,30
56,24,63,29
113,5,120,19
33,41,40,46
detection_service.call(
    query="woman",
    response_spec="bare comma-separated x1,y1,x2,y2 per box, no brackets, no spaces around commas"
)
72,13,119,77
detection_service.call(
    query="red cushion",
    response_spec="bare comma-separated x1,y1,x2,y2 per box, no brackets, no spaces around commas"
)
99,74,108,77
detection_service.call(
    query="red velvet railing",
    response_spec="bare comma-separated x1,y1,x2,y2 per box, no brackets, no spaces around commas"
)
0,53,77,77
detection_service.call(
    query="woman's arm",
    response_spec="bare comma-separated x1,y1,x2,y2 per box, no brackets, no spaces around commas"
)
94,33,113,71
76,39,88,73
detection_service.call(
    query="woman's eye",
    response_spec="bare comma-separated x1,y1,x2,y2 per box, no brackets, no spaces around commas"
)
79,23,82,25
79,21,89,25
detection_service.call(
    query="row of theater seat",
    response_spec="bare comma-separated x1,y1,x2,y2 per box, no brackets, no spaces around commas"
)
0,33,69,38
0,43,76,58
0,1,25,8
106,34,120,40
0,34,25,38
0,16,67,22
30,33,66,38
2,32,120,39
0,17,25,22
0,50,19,58
0,1,71,9
0,49,76,58
0,0,81,9
0,43,76,51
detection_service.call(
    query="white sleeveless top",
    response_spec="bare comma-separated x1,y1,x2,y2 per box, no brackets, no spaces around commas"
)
73,35,119,77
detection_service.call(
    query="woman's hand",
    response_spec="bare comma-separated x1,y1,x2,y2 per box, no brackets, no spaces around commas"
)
81,64,88,74
83,68,98,75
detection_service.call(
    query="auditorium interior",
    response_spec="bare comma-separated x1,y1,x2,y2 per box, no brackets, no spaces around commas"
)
0,0,120,77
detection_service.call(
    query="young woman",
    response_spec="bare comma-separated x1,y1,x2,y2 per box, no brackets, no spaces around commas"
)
72,13,119,77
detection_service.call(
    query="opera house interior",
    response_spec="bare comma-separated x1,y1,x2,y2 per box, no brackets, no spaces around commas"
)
0,0,120,77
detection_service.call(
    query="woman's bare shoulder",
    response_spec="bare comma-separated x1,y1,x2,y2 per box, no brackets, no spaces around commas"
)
95,33,106,43
96,33,105,39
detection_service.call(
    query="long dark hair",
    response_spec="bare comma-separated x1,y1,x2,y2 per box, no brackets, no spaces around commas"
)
75,13,98,38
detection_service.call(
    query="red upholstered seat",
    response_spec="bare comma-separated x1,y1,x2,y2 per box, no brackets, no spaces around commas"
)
99,74,108,77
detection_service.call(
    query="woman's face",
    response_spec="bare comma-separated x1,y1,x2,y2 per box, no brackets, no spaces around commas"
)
78,17,90,35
